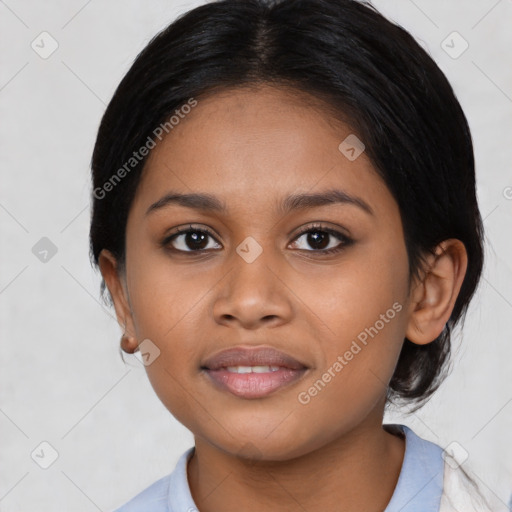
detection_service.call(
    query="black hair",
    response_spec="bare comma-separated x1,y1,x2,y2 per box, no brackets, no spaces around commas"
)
89,0,484,409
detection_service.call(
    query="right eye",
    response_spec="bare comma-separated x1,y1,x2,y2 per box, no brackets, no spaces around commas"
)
161,225,222,253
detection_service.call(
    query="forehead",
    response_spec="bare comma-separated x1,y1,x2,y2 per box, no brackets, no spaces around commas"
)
130,85,393,219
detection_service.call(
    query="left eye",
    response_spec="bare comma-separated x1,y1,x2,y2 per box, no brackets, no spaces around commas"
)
290,227,349,253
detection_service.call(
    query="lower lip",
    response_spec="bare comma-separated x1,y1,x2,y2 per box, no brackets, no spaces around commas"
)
204,367,307,399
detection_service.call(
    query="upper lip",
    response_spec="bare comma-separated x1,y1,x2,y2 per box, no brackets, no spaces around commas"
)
202,346,308,370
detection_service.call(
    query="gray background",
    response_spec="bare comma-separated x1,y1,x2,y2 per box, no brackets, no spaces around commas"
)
1,0,511,510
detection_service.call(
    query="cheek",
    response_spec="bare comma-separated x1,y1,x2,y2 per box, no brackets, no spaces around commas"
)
296,238,410,391
296,239,409,341
125,242,210,338
126,262,203,422
289,268,408,449
123,247,214,398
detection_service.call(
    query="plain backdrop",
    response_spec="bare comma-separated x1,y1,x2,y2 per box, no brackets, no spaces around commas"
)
1,0,511,510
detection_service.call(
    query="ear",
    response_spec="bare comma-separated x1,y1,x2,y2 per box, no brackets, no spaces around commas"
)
406,239,468,345
98,249,139,354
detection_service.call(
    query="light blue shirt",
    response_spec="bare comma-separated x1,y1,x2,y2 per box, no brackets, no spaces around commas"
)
112,424,444,512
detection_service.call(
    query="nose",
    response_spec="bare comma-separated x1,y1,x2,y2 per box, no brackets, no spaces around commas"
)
212,242,294,330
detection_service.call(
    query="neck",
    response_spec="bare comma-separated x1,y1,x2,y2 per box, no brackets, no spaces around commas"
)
187,414,405,512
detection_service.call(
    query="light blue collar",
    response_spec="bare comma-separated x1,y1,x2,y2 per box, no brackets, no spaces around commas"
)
113,423,445,511
170,424,444,512
383,423,444,512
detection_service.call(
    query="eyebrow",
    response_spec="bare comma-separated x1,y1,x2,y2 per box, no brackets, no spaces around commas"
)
145,189,374,216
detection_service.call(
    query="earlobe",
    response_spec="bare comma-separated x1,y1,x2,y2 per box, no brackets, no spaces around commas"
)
98,249,139,353
120,333,139,354
406,239,468,346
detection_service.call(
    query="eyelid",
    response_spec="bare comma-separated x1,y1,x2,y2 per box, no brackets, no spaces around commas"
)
291,222,351,240
162,224,221,246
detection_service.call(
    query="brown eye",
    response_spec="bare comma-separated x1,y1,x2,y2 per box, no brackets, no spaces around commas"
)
290,225,353,254
163,226,221,253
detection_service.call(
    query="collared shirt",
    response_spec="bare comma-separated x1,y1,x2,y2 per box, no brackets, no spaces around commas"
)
112,424,509,512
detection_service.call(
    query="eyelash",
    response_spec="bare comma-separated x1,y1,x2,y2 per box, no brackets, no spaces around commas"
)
161,223,353,256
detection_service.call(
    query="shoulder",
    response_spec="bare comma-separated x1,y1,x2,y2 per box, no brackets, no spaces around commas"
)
384,424,510,512
110,447,196,512
110,473,172,512
439,458,510,512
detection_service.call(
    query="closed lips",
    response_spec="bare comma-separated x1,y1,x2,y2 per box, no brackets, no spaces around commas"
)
201,346,310,399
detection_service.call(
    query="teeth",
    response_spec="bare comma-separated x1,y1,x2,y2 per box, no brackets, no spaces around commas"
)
225,365,281,373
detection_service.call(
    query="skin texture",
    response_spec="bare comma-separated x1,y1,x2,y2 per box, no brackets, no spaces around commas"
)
99,84,468,511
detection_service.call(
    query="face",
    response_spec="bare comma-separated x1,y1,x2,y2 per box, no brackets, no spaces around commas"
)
112,85,414,460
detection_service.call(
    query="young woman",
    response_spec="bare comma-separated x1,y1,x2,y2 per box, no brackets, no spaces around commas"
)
89,1,508,510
